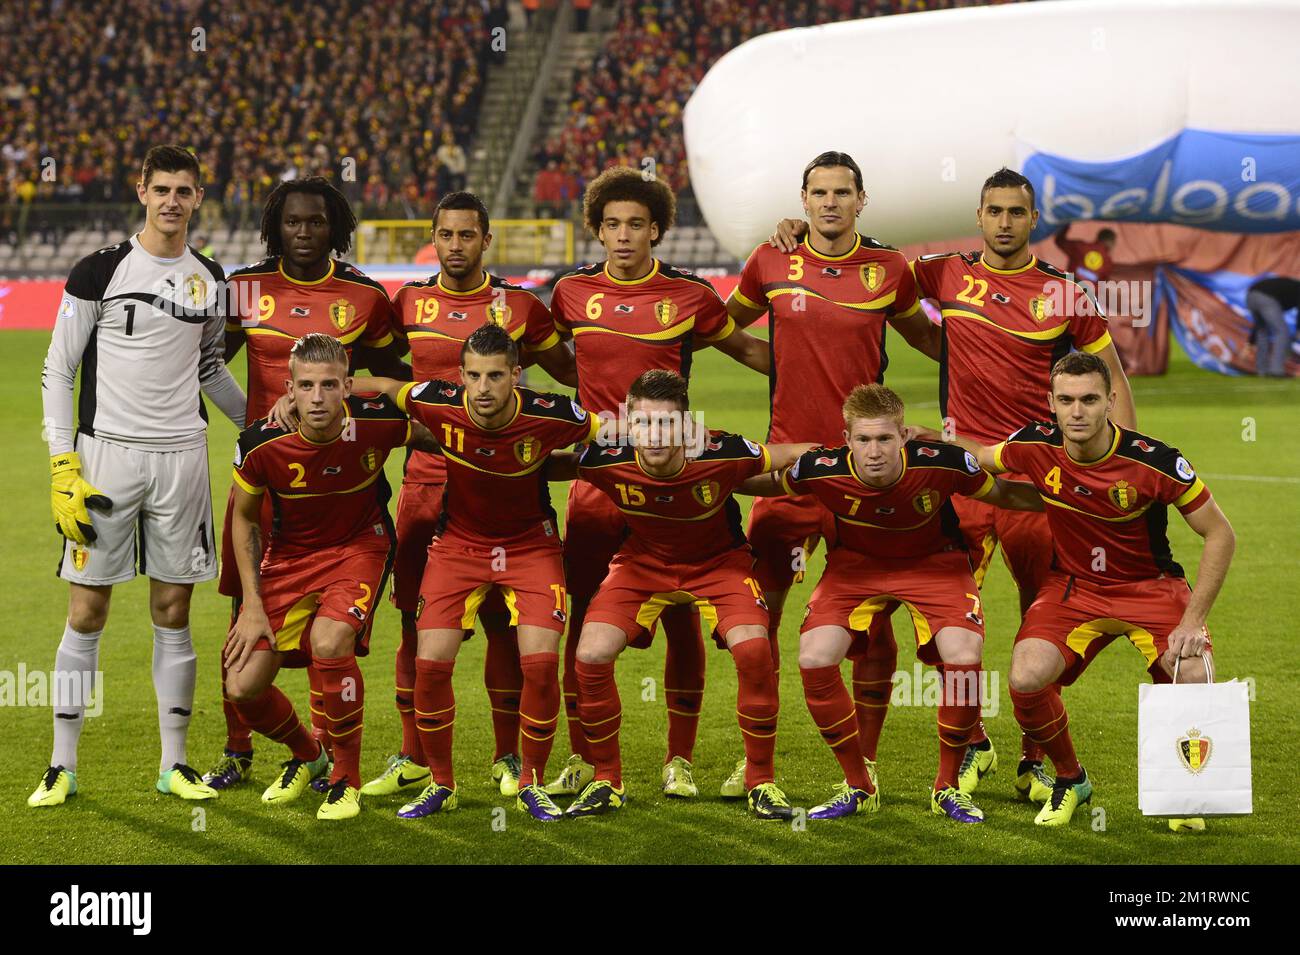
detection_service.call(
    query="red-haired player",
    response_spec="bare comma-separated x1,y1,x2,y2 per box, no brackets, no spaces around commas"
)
747,384,1041,823
546,370,811,819
953,352,1234,827
221,334,435,821
547,167,770,800
724,151,940,800
354,323,600,821
362,191,577,803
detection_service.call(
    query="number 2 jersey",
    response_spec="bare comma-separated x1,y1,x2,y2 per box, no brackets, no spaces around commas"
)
782,440,996,560
911,252,1112,446
577,432,772,564
231,394,411,560
993,422,1212,585
396,381,600,546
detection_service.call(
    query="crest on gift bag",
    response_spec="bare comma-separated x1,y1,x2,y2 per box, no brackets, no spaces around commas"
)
1177,727,1212,774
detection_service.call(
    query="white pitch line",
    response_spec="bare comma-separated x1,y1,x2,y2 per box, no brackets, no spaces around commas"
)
1201,473,1300,484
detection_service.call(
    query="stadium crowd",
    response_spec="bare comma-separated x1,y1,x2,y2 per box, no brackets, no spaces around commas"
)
0,0,506,233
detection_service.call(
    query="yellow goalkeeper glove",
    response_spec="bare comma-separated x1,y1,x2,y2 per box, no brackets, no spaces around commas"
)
50,451,113,545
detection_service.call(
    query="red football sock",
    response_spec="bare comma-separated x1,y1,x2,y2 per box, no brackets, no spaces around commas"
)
732,637,779,789
517,652,560,788
935,663,982,791
850,618,897,761
1009,685,1080,778
221,663,253,753
307,663,331,759
233,684,318,762
766,607,783,670
395,619,423,766
315,654,364,788
661,604,704,764
562,599,593,760
574,659,621,787
1021,733,1046,763
484,623,523,762
415,658,457,788
800,664,873,792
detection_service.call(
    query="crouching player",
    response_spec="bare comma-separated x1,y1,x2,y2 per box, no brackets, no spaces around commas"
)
354,323,600,821
549,370,813,820
224,333,435,820
746,384,1042,823
954,352,1235,826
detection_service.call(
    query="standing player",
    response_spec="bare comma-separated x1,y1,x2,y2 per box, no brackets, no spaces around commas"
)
953,352,1234,826
744,384,1041,822
204,177,406,791
365,191,577,801
31,144,246,807
1054,226,1117,285
353,324,600,821
547,166,771,800
551,370,809,819
771,168,1137,797
224,334,433,820
723,151,940,799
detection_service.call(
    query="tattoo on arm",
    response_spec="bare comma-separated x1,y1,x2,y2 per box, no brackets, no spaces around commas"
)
246,527,262,596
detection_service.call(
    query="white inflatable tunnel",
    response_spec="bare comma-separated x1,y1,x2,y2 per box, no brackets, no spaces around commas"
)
684,0,1300,258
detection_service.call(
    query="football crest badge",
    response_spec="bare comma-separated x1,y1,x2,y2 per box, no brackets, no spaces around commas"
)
691,479,721,508
1177,728,1212,774
1108,479,1136,511
655,297,678,327
860,262,885,292
329,298,355,330
514,436,541,465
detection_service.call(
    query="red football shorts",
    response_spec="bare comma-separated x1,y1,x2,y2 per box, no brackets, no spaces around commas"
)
1015,572,1211,686
563,479,624,602
218,485,275,598
801,547,985,665
254,541,392,666
417,533,567,633
585,545,769,646
392,479,444,612
952,479,1052,599
747,493,833,594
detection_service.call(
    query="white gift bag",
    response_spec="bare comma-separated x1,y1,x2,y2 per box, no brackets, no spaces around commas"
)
1137,660,1252,816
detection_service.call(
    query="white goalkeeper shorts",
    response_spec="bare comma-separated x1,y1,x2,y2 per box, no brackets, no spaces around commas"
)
58,434,217,586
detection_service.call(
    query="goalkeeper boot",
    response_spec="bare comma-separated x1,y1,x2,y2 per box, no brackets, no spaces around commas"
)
661,756,699,799
202,749,253,790
1035,768,1092,827
28,765,77,808
931,785,985,823
360,753,430,797
157,763,218,800
516,784,564,821
719,757,747,799
1014,759,1054,803
748,782,795,820
809,782,879,820
565,780,626,818
317,780,361,821
397,783,458,819
492,753,522,797
542,753,594,796
261,744,329,805
957,739,997,796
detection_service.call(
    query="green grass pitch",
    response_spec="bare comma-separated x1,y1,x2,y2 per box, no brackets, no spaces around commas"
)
0,327,1296,864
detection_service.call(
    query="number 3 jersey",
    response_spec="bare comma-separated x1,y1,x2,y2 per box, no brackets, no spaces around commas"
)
231,394,411,559
397,381,600,546
577,432,772,563
993,422,1211,585
782,441,995,559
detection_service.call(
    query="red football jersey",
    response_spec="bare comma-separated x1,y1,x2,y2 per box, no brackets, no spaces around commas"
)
397,381,600,546
1054,234,1115,283
993,422,1211,585
231,393,410,559
392,271,561,484
550,259,734,417
227,258,397,422
734,234,923,446
911,252,1112,445
577,431,771,564
783,440,994,559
